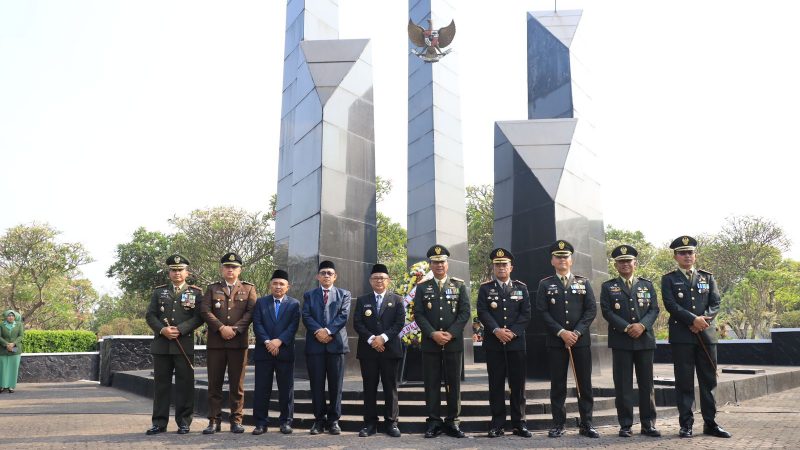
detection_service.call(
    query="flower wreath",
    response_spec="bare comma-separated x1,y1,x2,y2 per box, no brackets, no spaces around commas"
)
396,261,432,348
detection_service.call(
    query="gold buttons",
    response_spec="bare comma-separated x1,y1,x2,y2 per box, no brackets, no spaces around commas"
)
566,320,570,324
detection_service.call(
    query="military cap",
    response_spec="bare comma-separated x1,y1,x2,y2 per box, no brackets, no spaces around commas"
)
550,240,574,256
426,244,450,262
318,260,336,271
670,235,698,252
490,247,513,264
611,244,638,261
370,263,389,275
271,269,289,282
221,252,243,266
166,254,189,269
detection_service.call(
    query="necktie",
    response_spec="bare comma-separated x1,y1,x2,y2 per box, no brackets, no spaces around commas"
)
174,286,181,296
625,278,632,289
323,289,329,305
225,285,231,297
274,299,280,319
686,270,692,281
437,279,444,291
561,276,568,288
376,294,383,311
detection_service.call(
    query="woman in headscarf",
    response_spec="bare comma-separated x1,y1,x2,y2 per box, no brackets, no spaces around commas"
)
0,310,23,393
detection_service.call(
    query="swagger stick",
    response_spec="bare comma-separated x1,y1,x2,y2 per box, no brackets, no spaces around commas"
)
697,333,718,379
163,318,194,370
567,345,581,399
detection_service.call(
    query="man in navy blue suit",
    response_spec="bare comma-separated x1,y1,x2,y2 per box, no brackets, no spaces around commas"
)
353,263,405,438
302,260,351,435
251,269,300,436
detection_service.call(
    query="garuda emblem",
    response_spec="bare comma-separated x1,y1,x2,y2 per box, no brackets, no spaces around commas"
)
408,19,456,63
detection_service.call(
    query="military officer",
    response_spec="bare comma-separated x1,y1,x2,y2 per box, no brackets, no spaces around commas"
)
200,252,257,434
412,244,471,439
535,240,599,438
476,248,532,438
599,245,660,438
661,236,731,438
144,254,204,435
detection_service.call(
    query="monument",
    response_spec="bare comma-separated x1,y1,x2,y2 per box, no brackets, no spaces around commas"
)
493,10,609,378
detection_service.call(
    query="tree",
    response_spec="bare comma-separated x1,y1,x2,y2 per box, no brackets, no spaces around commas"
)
107,227,173,298
466,185,494,290
0,223,93,329
375,177,408,281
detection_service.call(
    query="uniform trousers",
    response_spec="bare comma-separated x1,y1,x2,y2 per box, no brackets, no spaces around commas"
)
672,343,718,428
152,354,195,428
486,349,527,429
206,348,248,424
611,348,656,428
548,346,594,426
422,350,462,425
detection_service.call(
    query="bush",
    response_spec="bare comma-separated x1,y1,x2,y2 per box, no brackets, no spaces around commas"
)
24,330,98,353
97,318,152,337
778,310,800,328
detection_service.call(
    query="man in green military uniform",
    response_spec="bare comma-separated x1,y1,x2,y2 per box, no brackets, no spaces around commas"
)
144,254,204,435
599,245,660,438
412,244,471,439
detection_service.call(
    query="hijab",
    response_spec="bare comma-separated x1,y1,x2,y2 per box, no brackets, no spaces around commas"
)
3,310,20,331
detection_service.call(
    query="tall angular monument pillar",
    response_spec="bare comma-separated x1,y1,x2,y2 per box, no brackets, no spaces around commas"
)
494,10,609,379
275,0,377,374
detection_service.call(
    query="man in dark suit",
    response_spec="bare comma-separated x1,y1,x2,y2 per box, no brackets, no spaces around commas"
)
200,252,257,434
353,263,405,438
413,244,471,439
476,248,532,438
535,240,598,438
661,236,731,439
144,254,204,435
251,269,300,436
600,245,660,438
302,260,351,435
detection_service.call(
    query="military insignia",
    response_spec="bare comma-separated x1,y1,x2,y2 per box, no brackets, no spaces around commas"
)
621,246,628,255
215,301,221,309
173,256,181,264
614,303,620,310
387,302,392,307
550,298,556,304
160,306,165,312
682,236,690,245
558,241,566,250
610,285,621,293
497,249,505,257
365,309,373,317
678,292,684,299
434,246,442,255
490,301,498,309
229,254,235,261
427,302,432,310
408,19,456,63
639,301,644,307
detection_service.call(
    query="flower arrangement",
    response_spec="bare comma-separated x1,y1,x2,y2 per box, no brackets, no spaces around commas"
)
396,260,432,348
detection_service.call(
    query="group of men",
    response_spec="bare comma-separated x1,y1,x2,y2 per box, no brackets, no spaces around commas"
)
144,234,731,440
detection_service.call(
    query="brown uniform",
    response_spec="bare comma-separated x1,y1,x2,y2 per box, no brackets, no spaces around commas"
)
201,280,257,424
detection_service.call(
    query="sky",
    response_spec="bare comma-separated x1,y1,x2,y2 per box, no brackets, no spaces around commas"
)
2,0,799,295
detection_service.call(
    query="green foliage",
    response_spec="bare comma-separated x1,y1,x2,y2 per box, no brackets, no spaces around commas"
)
778,310,800,328
23,330,98,353
107,227,172,297
375,178,408,281
466,185,494,289
97,318,151,337
90,292,150,332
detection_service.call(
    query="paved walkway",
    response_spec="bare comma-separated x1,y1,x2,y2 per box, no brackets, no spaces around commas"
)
1,381,798,449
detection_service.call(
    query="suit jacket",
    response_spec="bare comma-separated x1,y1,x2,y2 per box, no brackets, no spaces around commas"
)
600,276,659,350
353,292,405,360
535,274,596,348
0,321,24,356
201,280,257,349
476,279,531,352
302,286,351,355
661,269,720,344
412,276,471,353
252,294,300,362
146,284,204,355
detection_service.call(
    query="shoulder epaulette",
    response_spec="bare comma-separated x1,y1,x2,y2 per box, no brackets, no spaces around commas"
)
241,281,255,286
574,274,587,279
450,277,464,282
480,280,494,285
603,278,616,284
540,275,555,282
637,276,652,283
189,285,203,290
155,284,167,289
698,269,713,275
513,279,527,286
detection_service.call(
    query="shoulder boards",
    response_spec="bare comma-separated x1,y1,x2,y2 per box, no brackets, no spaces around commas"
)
154,284,167,289
513,279,526,286
540,275,554,282
450,277,464,282
603,278,616,284
698,269,713,275
241,281,255,286
637,276,651,283
480,280,494,285
189,285,203,290
573,275,586,279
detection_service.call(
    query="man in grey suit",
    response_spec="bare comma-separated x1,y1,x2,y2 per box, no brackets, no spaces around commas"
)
302,260,351,435
600,245,660,438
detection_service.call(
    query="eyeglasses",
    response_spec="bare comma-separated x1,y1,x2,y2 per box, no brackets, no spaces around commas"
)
676,251,695,256
318,270,335,276
370,277,390,282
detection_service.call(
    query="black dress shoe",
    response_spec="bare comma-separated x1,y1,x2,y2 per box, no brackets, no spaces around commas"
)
641,426,661,437
6,389,13,393
177,425,190,435
359,423,377,437
424,424,442,438
444,424,466,438
488,428,503,438
328,421,341,435
703,425,732,438
231,423,245,434
309,422,324,435
386,423,401,437
145,425,166,435
252,426,266,435
512,426,531,438
679,427,693,438
548,426,566,438
579,425,600,438
619,427,632,437
203,420,220,435
280,423,293,434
